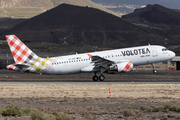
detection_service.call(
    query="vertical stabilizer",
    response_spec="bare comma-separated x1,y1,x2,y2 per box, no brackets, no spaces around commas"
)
6,35,38,64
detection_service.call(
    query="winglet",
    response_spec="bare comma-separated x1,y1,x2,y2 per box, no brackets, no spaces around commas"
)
87,54,93,59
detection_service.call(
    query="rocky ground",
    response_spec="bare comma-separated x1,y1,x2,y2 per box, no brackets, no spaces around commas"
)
0,71,179,119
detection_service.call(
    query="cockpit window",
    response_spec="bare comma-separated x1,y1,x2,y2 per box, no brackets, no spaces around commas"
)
162,48,167,51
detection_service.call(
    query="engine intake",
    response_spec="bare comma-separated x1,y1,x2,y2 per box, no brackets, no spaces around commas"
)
109,61,133,73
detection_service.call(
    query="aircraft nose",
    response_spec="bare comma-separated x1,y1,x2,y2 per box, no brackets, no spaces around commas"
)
171,51,176,58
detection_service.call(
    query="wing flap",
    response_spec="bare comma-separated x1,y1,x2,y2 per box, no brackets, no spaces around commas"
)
89,55,115,69
88,54,131,71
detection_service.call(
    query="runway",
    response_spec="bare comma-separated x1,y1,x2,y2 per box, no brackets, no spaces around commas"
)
0,81,180,84
0,70,180,83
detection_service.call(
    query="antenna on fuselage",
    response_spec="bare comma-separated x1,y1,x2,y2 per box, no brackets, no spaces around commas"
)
148,43,151,46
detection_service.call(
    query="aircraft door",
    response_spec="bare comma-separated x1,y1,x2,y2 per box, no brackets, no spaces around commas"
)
151,47,158,57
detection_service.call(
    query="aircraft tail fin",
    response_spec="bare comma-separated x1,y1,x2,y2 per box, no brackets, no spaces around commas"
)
5,35,39,64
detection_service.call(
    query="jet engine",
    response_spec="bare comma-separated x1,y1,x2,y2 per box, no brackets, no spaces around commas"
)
108,61,133,73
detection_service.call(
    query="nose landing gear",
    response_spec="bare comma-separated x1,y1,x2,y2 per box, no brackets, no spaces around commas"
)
151,63,157,74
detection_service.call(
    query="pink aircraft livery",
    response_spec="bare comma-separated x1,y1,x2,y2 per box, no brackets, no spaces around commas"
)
6,35,175,81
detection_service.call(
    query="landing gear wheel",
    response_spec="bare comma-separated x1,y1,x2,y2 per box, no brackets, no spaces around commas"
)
153,70,157,74
151,63,157,74
99,75,105,81
92,75,99,81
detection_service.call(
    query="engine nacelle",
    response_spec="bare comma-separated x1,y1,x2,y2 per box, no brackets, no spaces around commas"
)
109,61,133,73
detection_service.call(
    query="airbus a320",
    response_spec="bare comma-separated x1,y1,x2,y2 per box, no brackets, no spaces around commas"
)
6,35,175,81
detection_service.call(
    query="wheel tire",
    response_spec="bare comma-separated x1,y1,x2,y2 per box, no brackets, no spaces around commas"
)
99,75,105,81
153,70,157,74
93,76,99,81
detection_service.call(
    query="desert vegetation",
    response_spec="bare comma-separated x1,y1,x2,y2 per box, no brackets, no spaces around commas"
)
1,104,180,119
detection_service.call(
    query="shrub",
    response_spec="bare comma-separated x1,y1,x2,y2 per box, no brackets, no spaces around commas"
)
85,112,91,118
164,105,171,111
22,107,32,115
147,107,153,112
166,109,169,113
122,109,134,117
53,110,58,116
140,105,149,111
56,113,70,120
31,109,50,120
170,105,180,112
157,106,164,112
2,104,22,116
150,105,164,112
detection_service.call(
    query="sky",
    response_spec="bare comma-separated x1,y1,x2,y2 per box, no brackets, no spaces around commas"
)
91,0,180,9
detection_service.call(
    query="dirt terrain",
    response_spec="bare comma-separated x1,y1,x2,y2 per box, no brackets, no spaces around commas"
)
0,71,180,119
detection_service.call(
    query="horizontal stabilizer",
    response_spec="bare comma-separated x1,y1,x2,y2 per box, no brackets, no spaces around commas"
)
7,63,30,71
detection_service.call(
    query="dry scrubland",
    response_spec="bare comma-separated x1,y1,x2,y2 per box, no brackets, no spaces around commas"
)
0,84,180,100
0,71,180,119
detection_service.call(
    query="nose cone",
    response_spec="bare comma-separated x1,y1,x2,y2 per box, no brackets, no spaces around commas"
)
169,51,176,59
171,51,176,58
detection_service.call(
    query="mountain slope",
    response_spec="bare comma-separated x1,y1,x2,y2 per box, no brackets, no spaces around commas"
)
4,4,164,48
121,4,180,48
0,0,121,18
0,0,53,8
122,4,180,27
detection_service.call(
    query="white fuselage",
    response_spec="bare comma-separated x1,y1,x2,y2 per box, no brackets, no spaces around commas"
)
45,45,175,74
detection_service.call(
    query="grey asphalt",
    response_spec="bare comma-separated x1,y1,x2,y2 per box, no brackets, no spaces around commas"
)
0,81,180,84
0,69,180,83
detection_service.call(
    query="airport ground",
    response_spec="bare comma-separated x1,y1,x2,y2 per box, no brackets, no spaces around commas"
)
0,70,180,119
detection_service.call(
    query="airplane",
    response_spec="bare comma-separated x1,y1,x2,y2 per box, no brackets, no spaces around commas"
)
6,35,175,81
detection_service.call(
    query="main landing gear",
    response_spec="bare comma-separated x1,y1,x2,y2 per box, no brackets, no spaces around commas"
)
151,63,157,74
92,73,105,81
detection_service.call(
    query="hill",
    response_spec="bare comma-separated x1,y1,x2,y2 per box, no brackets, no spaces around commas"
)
3,4,164,48
122,4,180,27
0,0,121,18
121,4,180,50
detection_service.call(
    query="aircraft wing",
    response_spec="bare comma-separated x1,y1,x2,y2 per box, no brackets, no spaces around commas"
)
88,54,115,69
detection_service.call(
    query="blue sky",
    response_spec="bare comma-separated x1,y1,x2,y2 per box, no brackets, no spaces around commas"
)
91,0,180,9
